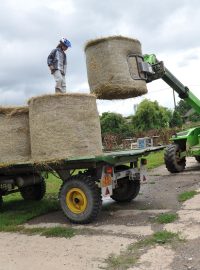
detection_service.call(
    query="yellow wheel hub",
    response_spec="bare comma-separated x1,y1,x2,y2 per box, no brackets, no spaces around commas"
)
66,188,87,214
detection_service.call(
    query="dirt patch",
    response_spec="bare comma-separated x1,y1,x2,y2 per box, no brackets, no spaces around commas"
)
171,238,200,270
76,224,153,237
164,194,200,240
128,246,175,270
0,233,132,270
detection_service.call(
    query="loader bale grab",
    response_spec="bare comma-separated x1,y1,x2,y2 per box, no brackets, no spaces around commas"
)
85,35,148,99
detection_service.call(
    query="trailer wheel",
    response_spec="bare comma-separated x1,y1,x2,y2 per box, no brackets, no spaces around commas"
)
164,144,186,173
195,156,200,163
111,179,140,202
111,165,140,203
20,178,46,201
59,175,102,224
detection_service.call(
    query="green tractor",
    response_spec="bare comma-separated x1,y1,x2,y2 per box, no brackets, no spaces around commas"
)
140,54,200,173
164,127,200,173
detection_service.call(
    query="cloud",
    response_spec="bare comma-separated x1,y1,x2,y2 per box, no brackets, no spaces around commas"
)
0,0,200,114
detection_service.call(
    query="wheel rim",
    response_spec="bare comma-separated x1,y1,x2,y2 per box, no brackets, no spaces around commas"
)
66,188,87,214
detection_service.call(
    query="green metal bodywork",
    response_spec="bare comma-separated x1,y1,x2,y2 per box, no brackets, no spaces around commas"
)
143,54,157,65
144,54,200,159
172,127,200,157
144,54,200,112
95,146,164,165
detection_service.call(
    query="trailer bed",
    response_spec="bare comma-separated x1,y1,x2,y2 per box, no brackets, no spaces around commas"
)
0,146,165,173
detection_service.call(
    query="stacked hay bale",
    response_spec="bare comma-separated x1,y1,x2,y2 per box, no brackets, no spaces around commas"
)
28,93,103,162
0,107,31,165
85,36,147,99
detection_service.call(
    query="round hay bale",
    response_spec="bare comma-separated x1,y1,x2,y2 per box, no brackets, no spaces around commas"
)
85,36,148,99
0,107,31,165
28,93,103,162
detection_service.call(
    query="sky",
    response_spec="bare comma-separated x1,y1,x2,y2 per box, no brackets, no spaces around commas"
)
0,0,200,116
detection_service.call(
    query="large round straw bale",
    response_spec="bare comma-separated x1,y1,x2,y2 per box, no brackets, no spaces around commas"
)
85,36,148,99
0,107,31,165
28,93,103,162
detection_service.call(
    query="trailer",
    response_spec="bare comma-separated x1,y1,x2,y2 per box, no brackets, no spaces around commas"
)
0,146,164,224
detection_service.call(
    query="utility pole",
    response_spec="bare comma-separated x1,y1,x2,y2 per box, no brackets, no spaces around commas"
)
173,89,176,109
133,104,138,114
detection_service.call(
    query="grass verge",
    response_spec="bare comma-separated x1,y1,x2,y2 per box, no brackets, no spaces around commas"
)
104,230,183,270
0,174,61,232
0,225,77,239
154,213,178,224
24,226,77,238
146,150,164,170
178,190,198,202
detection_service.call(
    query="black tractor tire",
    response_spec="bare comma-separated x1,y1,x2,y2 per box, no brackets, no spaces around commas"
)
20,179,46,201
164,144,186,173
195,156,200,163
111,165,140,203
59,175,102,224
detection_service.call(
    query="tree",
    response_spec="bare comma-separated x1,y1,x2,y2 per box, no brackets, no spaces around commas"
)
132,99,172,132
175,100,199,123
175,100,191,116
169,110,183,128
100,112,134,137
188,113,199,122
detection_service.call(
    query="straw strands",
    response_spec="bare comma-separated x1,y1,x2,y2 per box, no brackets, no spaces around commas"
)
0,107,31,164
28,93,103,162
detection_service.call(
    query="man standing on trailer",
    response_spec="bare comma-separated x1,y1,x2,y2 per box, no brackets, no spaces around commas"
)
47,37,71,93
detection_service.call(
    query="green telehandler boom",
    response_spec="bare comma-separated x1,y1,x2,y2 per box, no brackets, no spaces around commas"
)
141,54,200,173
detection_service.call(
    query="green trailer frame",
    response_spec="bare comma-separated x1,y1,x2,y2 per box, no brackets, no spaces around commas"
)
0,146,164,224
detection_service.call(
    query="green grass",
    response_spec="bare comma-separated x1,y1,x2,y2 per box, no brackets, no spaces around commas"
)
0,174,61,231
41,226,76,238
178,190,198,202
0,224,77,238
140,230,182,245
104,252,138,270
24,226,77,238
104,230,183,270
145,150,164,169
125,150,164,170
0,174,83,238
133,230,182,247
154,213,178,224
